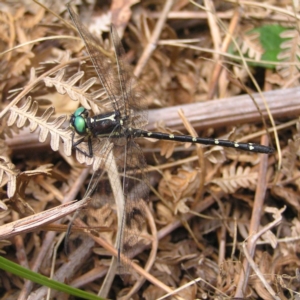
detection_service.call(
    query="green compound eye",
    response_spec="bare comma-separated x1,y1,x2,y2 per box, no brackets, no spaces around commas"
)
74,115,86,134
74,107,86,117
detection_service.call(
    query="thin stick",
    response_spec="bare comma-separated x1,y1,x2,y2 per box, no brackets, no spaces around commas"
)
235,136,273,297
134,0,174,77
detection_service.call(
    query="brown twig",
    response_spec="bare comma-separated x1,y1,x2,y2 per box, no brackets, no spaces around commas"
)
207,8,241,99
7,86,300,152
235,134,271,297
133,0,174,78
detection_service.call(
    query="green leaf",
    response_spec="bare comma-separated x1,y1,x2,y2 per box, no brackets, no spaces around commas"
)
249,25,288,68
229,24,291,68
0,256,104,300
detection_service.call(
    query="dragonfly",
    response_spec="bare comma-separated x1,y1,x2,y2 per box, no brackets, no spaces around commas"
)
66,5,274,273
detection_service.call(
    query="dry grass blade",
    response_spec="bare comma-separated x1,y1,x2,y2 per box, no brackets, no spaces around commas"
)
0,200,88,240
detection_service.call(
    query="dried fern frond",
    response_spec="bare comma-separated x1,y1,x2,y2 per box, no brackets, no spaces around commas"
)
0,156,19,198
10,52,35,77
7,96,103,168
17,6,45,30
15,164,53,201
0,112,17,154
0,9,16,61
7,96,72,156
281,120,300,178
15,13,44,53
211,164,258,194
44,69,106,113
3,164,56,216
158,168,200,203
277,29,300,86
237,25,264,61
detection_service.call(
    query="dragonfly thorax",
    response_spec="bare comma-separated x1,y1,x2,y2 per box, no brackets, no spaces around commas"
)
71,107,124,137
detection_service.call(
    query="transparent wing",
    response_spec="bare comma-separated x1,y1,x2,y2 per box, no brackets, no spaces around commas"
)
68,4,148,129
67,4,149,273
110,26,148,130
68,4,121,113
113,138,149,273
83,137,149,274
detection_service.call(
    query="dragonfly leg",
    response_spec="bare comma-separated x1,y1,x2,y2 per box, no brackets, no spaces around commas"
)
71,132,93,158
87,136,93,157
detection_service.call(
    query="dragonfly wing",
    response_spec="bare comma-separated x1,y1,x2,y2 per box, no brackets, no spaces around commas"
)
67,5,120,113
110,26,148,130
67,4,149,274
113,138,149,273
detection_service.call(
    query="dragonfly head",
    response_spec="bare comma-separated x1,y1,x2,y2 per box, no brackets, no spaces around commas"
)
70,107,88,135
